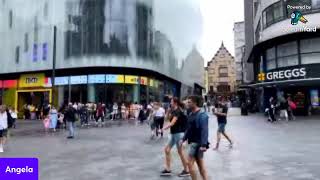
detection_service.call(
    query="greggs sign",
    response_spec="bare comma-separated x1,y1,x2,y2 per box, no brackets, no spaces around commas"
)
258,68,306,81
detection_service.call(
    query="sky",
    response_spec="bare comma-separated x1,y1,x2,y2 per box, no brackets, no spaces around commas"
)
154,0,244,66
198,0,244,63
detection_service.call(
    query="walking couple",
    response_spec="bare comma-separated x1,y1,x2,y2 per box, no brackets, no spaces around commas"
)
160,96,209,180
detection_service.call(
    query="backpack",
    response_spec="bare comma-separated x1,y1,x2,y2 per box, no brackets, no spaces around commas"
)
289,101,297,110
6,111,14,129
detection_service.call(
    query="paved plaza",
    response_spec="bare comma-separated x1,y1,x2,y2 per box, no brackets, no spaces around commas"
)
1,111,320,180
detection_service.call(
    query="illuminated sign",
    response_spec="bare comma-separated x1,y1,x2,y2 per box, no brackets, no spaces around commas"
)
310,90,319,106
140,77,148,85
70,75,87,85
258,68,306,81
106,75,124,83
125,75,139,84
19,73,45,87
0,80,17,88
88,75,105,84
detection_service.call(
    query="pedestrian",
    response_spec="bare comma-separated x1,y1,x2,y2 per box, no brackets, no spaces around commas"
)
0,105,11,153
49,106,58,132
278,97,289,121
64,103,76,139
121,103,127,120
213,97,233,150
287,97,296,120
153,102,165,137
112,102,118,121
80,104,89,127
267,97,276,122
180,95,209,180
9,107,17,128
96,103,105,126
160,97,189,177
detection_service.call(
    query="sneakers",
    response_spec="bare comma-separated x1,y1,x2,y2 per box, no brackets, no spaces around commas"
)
67,136,74,139
178,170,190,177
160,169,172,176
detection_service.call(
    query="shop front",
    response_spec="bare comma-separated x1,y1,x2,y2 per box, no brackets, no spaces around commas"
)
252,65,320,115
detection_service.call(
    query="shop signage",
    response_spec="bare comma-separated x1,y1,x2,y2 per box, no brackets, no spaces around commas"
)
0,80,17,88
258,67,306,81
19,73,45,88
106,75,124,83
125,75,139,84
70,75,87,85
149,79,154,87
88,75,105,84
310,89,319,106
140,77,148,85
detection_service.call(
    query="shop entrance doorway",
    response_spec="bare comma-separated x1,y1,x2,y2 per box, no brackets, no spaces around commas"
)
15,89,52,118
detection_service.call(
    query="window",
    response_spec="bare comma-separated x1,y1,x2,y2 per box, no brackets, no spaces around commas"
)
24,33,29,52
266,47,276,70
34,16,38,42
219,67,228,73
219,77,229,82
301,38,320,64
255,19,261,43
44,2,48,18
312,0,320,9
15,46,20,64
277,41,298,68
263,1,285,28
9,10,12,28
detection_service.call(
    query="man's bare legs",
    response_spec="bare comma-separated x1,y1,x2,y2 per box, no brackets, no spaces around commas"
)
188,156,197,180
177,145,188,172
196,158,209,180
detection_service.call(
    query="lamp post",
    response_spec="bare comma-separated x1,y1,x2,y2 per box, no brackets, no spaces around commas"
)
51,26,57,105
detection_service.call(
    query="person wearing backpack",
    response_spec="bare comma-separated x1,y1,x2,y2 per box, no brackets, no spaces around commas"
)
181,95,209,180
160,97,189,177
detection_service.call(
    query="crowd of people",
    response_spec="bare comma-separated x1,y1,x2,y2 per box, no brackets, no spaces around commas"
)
0,95,236,180
266,96,296,123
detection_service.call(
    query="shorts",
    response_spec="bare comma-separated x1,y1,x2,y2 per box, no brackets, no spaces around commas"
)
217,123,226,133
0,129,8,138
167,132,184,148
188,143,204,159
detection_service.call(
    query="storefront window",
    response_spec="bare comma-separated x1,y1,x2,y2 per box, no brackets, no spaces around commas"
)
301,38,320,64
277,41,298,68
266,47,276,70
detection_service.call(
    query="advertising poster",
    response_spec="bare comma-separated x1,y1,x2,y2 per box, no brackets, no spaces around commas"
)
310,89,319,106
70,75,87,85
88,75,105,84
106,74,124,83
125,75,139,84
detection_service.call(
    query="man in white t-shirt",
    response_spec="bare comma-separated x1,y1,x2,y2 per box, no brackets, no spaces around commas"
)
0,105,8,153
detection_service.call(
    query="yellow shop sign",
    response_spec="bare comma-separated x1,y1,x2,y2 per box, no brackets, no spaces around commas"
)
19,73,45,87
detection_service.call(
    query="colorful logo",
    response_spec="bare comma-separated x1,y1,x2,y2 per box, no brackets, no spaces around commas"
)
258,72,265,81
291,11,308,25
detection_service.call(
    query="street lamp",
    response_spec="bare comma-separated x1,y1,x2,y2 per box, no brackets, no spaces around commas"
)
51,26,57,105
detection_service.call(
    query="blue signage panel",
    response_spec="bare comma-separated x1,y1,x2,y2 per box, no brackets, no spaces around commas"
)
70,75,87,85
88,75,105,84
55,77,69,85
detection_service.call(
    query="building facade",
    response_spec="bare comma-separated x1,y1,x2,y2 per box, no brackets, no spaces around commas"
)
245,0,320,115
233,21,254,85
206,43,237,97
0,0,203,113
180,47,205,98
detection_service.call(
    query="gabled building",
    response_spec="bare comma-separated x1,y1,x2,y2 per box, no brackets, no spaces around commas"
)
206,42,237,96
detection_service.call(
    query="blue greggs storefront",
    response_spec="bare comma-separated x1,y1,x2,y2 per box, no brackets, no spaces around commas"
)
251,64,320,115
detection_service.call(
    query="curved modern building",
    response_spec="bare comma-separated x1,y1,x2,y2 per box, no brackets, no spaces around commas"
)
245,0,320,115
0,0,203,112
